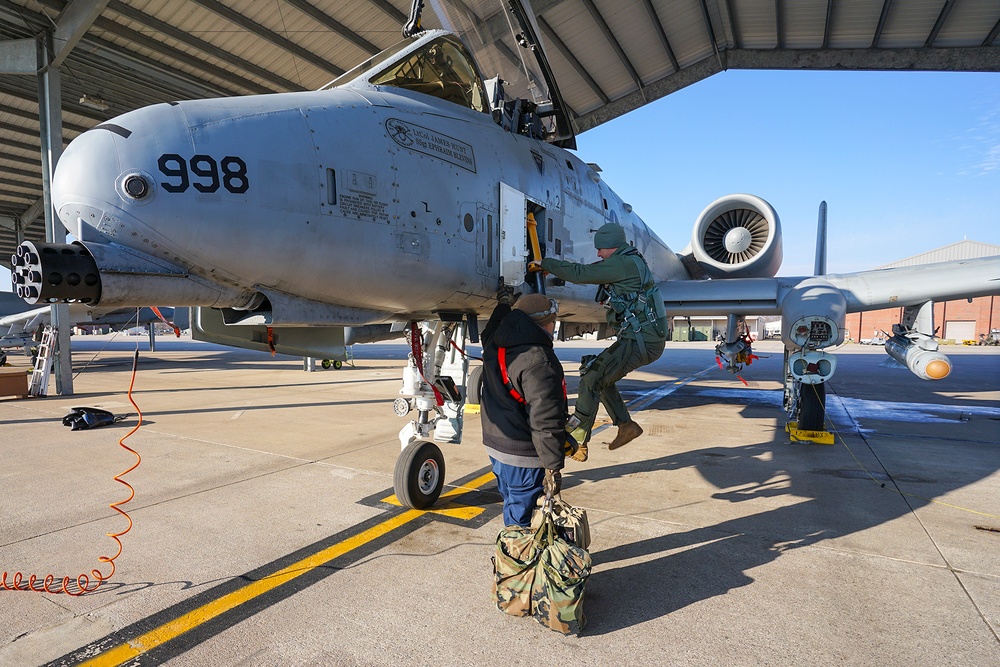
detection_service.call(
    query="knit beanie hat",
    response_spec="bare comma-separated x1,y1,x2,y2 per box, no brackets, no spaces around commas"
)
594,222,626,249
514,293,559,327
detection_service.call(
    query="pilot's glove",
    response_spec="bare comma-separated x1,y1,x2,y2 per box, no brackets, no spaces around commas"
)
496,283,520,306
543,469,562,497
564,432,588,463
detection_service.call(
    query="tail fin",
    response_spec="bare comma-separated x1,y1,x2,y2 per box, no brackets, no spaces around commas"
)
814,201,828,276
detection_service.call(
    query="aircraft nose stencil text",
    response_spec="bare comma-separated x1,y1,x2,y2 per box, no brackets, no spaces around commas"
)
385,118,476,172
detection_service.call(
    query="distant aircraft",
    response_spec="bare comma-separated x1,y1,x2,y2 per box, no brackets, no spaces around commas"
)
0,290,186,365
8,1,998,508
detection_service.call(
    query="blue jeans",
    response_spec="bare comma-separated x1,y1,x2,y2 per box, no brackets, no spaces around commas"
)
490,457,545,528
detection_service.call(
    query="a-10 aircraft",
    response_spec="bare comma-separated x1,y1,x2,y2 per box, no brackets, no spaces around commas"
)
8,1,999,508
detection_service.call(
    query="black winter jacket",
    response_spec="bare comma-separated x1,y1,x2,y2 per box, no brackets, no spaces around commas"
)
480,303,567,470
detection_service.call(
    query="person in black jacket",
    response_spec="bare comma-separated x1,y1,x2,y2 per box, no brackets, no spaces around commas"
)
481,291,570,527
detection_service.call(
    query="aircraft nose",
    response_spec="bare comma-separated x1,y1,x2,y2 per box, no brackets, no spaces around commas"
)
52,125,124,235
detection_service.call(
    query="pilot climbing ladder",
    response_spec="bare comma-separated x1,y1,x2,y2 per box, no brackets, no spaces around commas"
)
28,325,56,397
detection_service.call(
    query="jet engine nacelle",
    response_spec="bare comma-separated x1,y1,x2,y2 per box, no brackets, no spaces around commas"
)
690,194,783,278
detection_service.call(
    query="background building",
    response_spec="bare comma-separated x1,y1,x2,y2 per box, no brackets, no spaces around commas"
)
844,240,1000,344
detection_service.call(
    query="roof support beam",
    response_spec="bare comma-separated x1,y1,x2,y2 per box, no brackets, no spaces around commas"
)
823,0,833,49
641,0,680,72
723,0,739,49
27,0,255,98
189,0,344,78
283,0,379,55
987,18,1000,47
775,0,783,49
537,16,609,105
872,0,893,48
0,150,41,169
2,103,88,134
0,175,39,191
699,0,723,66
576,45,1000,133
367,0,407,24
576,55,723,133
106,1,300,93
0,134,39,153
51,0,111,69
726,46,1000,72
3,164,42,181
925,0,956,48
581,0,644,94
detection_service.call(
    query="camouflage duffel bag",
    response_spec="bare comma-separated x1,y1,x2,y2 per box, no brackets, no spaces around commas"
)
530,492,591,550
531,506,592,635
492,526,540,617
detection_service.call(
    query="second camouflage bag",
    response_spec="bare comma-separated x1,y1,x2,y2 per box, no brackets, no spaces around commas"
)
531,509,591,635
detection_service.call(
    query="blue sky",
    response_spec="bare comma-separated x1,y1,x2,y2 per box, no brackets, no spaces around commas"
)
574,69,1000,276
4,69,998,292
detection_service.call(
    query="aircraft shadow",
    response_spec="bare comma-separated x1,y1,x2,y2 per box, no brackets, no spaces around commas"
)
552,361,999,635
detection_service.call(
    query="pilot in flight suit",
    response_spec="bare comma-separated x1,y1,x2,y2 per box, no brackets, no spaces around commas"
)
534,222,667,461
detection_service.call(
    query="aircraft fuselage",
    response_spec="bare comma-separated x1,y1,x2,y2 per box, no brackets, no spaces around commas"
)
50,82,686,325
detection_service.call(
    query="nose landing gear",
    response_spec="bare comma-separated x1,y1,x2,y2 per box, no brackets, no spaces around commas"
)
391,320,471,509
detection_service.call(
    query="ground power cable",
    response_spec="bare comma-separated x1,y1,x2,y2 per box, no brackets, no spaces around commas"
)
1,324,143,595
818,382,1000,642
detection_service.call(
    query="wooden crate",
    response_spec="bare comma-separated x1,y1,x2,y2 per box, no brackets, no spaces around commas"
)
0,368,30,398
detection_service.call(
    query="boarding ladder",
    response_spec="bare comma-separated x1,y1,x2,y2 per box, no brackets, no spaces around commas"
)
28,325,56,397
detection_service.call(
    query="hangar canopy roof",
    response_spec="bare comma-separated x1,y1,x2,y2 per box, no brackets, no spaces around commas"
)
2,0,999,268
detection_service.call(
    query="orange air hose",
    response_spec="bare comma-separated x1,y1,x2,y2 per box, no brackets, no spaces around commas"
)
2,347,142,595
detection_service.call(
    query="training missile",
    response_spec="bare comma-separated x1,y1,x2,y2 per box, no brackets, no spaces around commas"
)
884,335,951,381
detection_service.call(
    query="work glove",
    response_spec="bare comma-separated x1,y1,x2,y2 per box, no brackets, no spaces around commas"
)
527,260,543,273
496,281,520,306
543,469,562,497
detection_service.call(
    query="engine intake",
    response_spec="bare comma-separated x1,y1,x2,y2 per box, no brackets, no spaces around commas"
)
691,194,782,278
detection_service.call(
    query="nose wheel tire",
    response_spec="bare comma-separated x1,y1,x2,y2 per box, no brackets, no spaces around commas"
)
393,440,445,509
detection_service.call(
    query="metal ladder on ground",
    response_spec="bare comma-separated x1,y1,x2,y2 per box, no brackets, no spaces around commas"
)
28,325,56,397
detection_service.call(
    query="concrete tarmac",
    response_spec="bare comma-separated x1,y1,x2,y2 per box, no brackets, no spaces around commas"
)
1,335,998,666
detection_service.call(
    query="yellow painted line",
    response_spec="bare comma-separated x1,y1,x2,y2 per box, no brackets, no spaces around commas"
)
381,471,496,521
81,472,496,667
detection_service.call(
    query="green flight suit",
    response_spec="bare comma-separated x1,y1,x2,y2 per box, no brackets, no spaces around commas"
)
541,245,667,441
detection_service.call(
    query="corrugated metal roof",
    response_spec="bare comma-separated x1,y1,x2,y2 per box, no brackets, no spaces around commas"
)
2,0,999,266
879,240,1000,268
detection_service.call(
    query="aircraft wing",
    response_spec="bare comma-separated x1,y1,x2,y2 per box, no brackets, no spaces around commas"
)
660,256,1000,316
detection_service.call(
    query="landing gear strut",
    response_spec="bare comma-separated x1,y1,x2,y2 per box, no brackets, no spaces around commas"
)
391,320,470,508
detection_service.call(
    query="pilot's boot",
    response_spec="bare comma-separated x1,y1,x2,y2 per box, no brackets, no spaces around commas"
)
566,415,589,462
608,421,643,450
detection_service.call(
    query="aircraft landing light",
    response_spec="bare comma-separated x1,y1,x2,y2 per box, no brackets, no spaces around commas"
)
57,471,499,667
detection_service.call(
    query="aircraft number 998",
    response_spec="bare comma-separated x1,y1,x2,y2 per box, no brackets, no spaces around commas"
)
157,154,249,194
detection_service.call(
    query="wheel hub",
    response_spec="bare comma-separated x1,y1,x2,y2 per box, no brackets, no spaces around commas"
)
417,459,440,495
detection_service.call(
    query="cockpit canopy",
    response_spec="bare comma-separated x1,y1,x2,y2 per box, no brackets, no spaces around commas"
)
370,35,487,113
